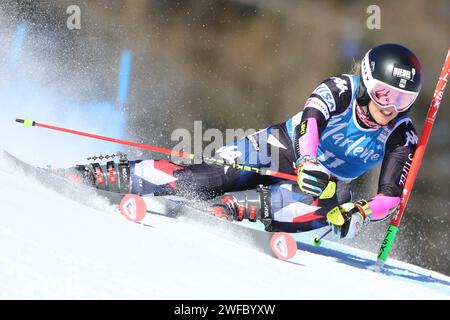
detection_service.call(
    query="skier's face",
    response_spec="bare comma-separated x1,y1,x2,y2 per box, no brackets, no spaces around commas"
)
368,100,398,126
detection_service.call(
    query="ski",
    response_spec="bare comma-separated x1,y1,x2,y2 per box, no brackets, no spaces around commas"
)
1,150,147,223
2,150,297,261
141,194,298,260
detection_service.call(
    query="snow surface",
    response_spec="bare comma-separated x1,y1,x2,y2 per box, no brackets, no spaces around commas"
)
0,154,449,300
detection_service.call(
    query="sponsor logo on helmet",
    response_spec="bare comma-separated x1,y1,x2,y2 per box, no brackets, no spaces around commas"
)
392,66,416,82
361,56,371,82
399,78,407,88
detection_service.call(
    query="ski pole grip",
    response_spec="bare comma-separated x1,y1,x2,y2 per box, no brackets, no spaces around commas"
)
15,118,35,128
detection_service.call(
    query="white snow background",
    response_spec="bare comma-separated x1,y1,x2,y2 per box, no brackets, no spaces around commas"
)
0,153,449,300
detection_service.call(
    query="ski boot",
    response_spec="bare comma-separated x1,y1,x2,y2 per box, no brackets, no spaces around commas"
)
208,185,274,230
52,152,132,194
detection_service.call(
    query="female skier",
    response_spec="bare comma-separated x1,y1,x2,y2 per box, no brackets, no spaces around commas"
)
72,43,422,239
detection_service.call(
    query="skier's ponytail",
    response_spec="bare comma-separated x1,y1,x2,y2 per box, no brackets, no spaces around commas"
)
350,60,361,75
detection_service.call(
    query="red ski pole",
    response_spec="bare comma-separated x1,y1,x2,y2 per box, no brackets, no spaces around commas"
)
15,118,297,181
375,48,450,272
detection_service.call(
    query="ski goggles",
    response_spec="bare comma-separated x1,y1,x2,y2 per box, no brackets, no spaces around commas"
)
366,79,418,113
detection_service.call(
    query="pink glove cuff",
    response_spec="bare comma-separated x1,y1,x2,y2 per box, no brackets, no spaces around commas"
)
369,194,401,221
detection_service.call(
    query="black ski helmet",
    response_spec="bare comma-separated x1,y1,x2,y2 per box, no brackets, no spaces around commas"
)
357,43,422,113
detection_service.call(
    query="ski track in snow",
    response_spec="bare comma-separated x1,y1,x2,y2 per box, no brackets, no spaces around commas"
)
0,156,449,300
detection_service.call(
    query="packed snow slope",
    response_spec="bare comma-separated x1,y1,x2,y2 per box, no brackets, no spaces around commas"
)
0,154,449,300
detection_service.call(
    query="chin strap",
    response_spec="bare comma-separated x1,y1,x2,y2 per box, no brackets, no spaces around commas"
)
355,101,382,129
356,73,383,129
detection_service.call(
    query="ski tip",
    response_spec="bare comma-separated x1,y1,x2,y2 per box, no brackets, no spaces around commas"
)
270,232,297,260
119,194,147,223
